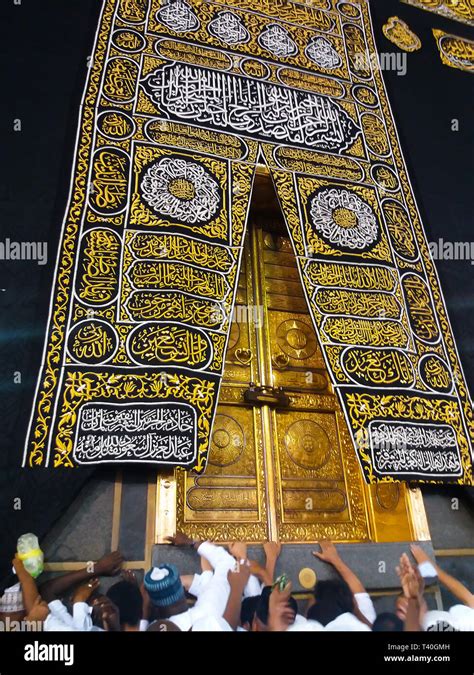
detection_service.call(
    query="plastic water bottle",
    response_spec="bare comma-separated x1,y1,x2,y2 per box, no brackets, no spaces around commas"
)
17,533,44,579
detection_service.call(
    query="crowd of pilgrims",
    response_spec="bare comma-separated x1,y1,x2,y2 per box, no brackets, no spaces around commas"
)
1,534,473,632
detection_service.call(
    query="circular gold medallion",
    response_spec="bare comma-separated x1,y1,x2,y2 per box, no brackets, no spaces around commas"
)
284,419,330,470
277,319,317,360
299,567,317,589
209,414,244,467
168,178,196,200
333,206,358,228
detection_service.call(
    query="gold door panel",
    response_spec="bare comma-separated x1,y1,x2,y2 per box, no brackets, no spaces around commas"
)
272,404,369,541
269,312,328,391
176,393,269,542
157,222,426,543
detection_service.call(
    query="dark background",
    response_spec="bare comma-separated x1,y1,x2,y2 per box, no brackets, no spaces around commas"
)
0,0,473,581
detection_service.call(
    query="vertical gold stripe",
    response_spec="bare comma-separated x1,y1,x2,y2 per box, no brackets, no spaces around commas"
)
111,470,123,551
145,473,157,568
407,487,431,541
155,471,177,543
251,225,278,541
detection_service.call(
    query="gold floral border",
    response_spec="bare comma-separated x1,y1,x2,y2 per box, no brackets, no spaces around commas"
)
25,0,118,468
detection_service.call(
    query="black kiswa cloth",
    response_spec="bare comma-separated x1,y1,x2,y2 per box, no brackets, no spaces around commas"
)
0,0,101,589
0,466,93,590
20,0,473,482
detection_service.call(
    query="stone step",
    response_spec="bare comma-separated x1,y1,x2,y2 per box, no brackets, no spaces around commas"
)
151,540,436,593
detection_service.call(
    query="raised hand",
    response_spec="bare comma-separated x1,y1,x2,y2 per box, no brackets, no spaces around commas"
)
410,544,432,565
12,554,27,578
228,560,251,591
268,580,294,631
228,542,248,560
25,595,50,623
263,541,282,560
121,569,138,585
312,540,340,565
396,553,424,599
72,577,100,603
164,531,194,547
95,551,124,576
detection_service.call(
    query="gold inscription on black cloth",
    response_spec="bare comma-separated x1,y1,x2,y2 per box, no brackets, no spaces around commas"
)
24,0,473,485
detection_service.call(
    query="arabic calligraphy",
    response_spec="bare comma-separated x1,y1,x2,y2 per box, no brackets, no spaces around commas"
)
258,24,298,57
76,229,120,305
112,29,146,53
419,354,453,393
128,232,234,271
323,317,408,348
361,113,390,157
382,199,417,261
97,110,135,140
314,288,400,319
305,36,342,69
352,84,378,108
128,323,212,367
276,68,345,97
273,147,363,181
433,29,474,73
130,145,231,242
382,17,422,52
308,187,379,251
141,62,360,152
402,0,474,27
68,320,117,364
75,402,197,464
371,163,400,192
155,38,232,69
89,148,129,215
402,273,440,344
208,10,250,44
156,0,200,32
342,347,414,387
102,57,138,102
127,260,229,300
118,0,148,24
344,23,371,79
125,291,224,327
209,0,334,32
143,118,247,160
369,421,461,477
22,0,474,484
140,156,221,224
306,261,395,292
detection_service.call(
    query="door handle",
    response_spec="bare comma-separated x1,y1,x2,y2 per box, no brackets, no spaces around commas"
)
272,352,290,369
235,347,252,365
244,383,290,408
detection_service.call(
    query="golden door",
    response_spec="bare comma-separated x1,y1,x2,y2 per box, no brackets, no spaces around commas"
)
156,224,428,544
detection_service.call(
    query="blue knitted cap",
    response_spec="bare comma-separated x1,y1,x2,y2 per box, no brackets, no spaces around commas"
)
144,564,185,607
